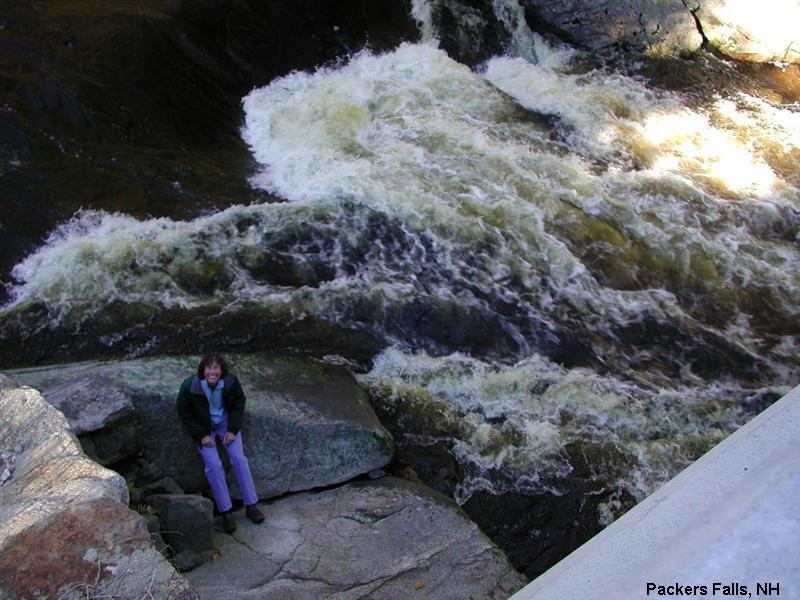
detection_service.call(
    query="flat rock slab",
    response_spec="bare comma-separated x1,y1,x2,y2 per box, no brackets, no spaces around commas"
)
6,353,393,498
184,477,527,599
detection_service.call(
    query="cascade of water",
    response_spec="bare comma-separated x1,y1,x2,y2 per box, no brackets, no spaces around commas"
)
411,0,438,45
490,0,538,62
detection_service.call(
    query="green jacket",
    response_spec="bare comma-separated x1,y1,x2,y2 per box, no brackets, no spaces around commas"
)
176,374,246,443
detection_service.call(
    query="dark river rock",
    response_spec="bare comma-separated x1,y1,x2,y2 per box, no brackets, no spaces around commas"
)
0,298,385,368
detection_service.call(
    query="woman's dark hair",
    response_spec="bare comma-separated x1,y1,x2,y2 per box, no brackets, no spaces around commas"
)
197,353,230,379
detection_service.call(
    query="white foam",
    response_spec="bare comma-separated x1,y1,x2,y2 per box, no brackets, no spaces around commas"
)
410,0,438,45
360,346,789,512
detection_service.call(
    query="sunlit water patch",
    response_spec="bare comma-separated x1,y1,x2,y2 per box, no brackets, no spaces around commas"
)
483,55,795,200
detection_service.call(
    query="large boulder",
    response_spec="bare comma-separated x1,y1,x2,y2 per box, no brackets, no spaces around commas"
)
148,494,215,572
2,364,140,466
519,0,800,63
184,477,527,599
0,374,194,599
6,353,394,499
695,0,800,64
521,0,701,56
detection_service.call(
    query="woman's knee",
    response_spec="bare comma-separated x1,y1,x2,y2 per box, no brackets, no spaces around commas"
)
227,448,249,468
204,458,224,473
200,450,224,472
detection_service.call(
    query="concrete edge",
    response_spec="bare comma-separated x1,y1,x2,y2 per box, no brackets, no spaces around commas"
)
510,384,800,600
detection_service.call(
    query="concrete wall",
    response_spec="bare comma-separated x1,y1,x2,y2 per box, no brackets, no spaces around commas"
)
511,384,800,600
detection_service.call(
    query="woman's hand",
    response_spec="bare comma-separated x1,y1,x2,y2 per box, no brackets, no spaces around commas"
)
201,435,214,447
223,431,236,445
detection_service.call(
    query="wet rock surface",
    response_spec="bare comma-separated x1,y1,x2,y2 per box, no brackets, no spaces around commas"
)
462,456,637,578
0,298,387,369
184,477,527,599
423,0,507,66
519,0,701,55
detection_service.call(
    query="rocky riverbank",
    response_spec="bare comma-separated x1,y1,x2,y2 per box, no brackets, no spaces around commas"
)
185,477,526,598
1,354,527,598
7,354,394,496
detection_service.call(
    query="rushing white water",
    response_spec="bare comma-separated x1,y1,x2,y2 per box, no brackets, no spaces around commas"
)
238,42,799,370
4,30,799,516
410,0,437,45
358,347,786,519
489,0,540,62
11,42,796,367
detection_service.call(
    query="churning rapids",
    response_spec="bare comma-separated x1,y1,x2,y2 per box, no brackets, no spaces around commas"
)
2,11,799,529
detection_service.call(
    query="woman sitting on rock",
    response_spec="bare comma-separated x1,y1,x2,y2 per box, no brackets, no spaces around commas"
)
176,352,265,533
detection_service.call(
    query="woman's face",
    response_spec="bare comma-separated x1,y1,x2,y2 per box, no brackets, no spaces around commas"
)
204,361,222,385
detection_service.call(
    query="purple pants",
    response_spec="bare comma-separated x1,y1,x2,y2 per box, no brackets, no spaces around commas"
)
198,419,258,513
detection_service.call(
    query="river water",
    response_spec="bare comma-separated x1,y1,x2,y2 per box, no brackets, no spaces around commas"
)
3,0,799,532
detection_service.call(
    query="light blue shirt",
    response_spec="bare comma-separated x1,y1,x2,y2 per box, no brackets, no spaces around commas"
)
200,378,227,426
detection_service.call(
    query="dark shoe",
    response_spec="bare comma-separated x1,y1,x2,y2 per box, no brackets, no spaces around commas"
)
245,504,265,524
221,511,237,533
